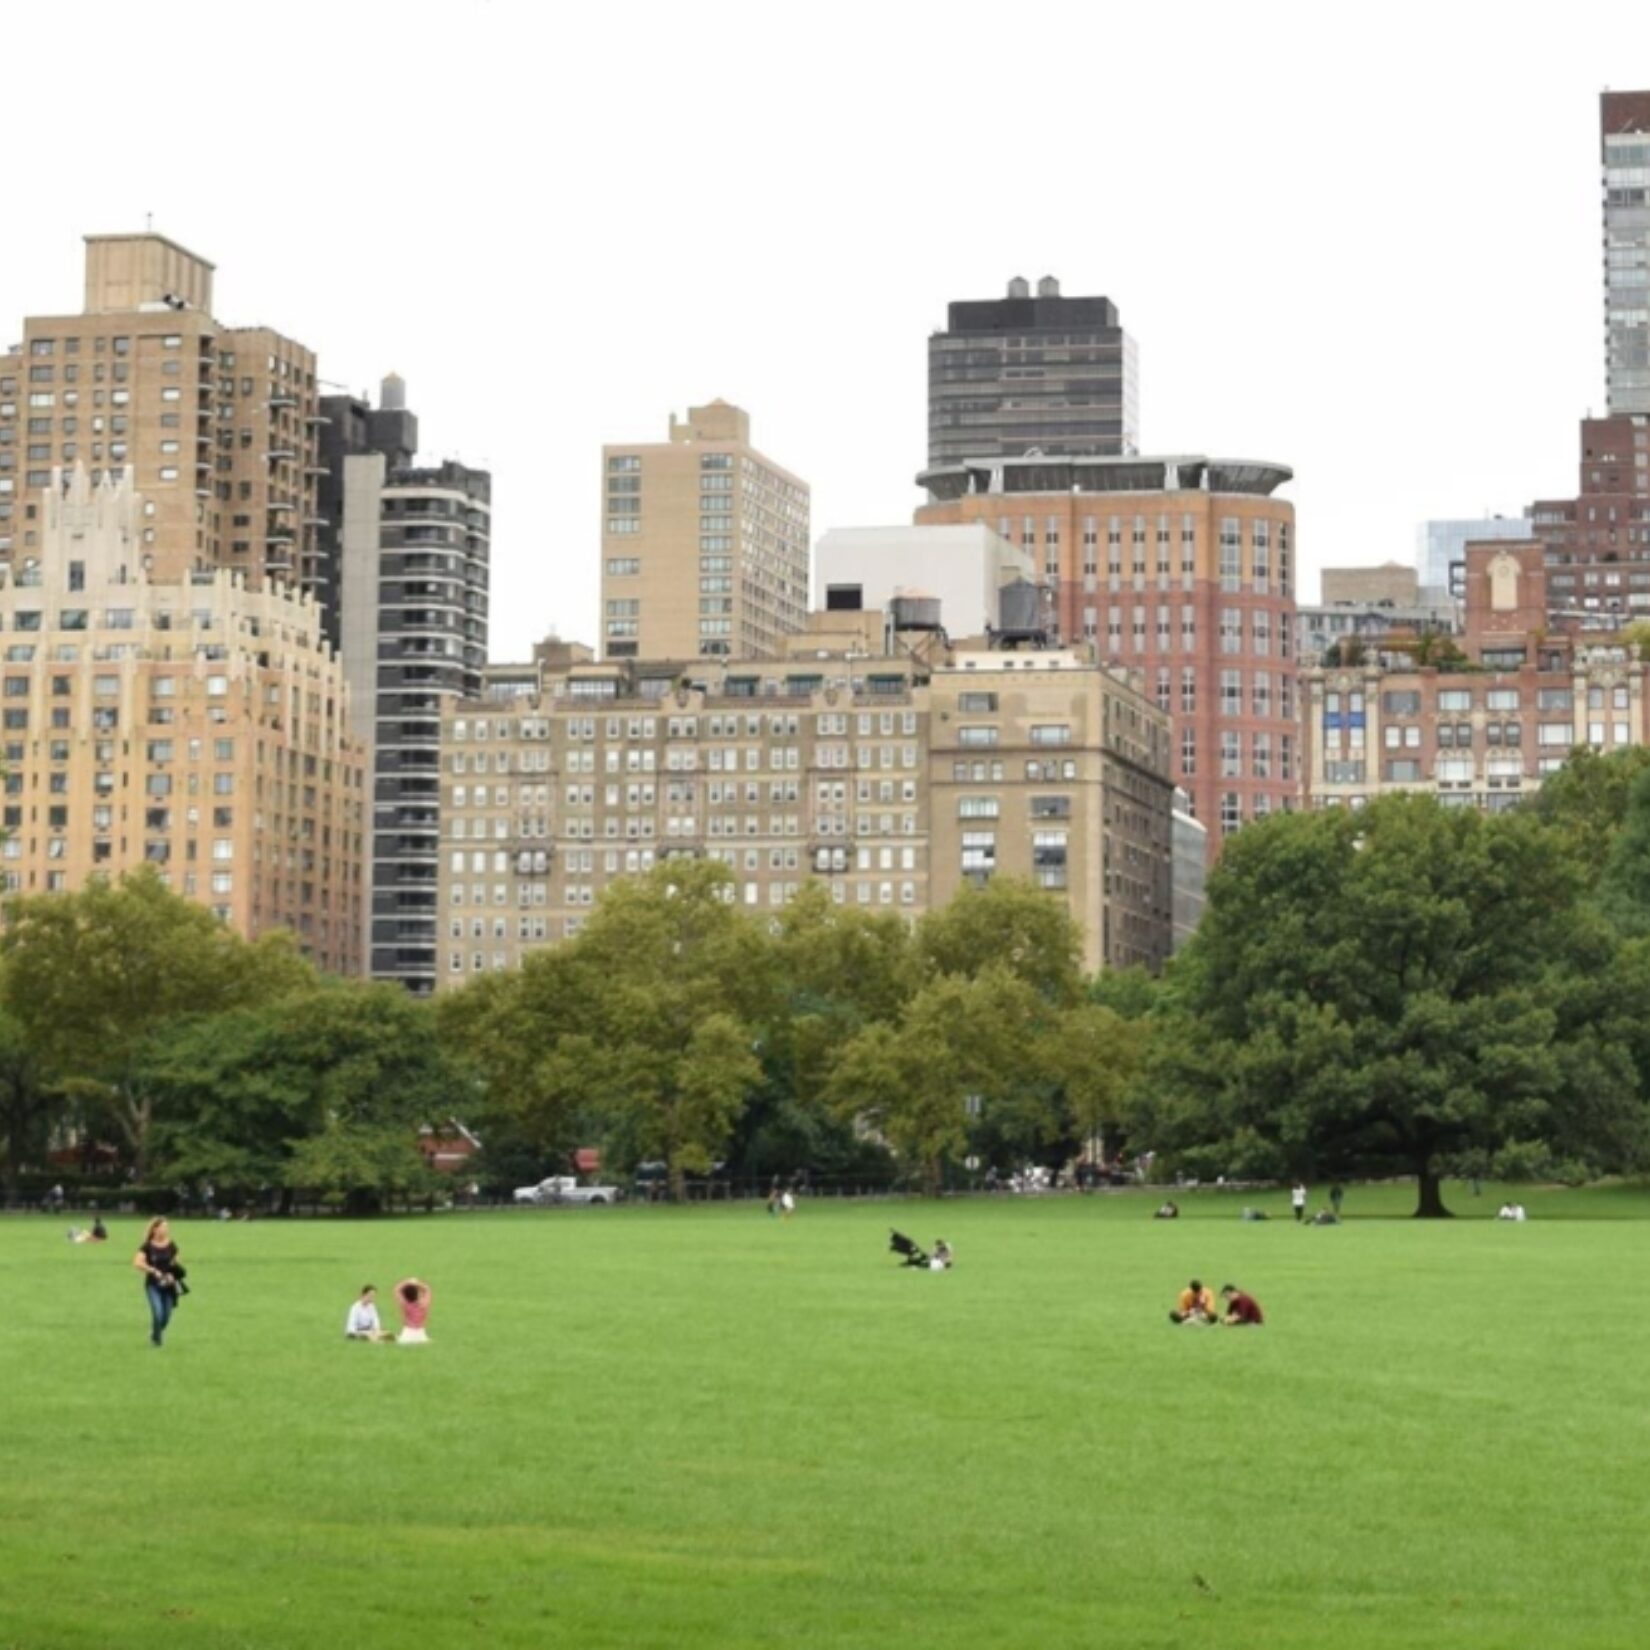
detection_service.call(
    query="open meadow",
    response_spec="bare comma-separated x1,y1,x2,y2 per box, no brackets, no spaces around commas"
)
1,1184,1647,1649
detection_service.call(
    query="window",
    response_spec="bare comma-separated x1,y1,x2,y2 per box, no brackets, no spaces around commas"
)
957,692,998,714
958,797,999,819
957,727,998,748
605,557,640,576
1437,690,1472,713
1029,725,1070,746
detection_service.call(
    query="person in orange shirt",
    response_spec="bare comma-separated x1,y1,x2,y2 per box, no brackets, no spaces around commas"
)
1169,1279,1216,1324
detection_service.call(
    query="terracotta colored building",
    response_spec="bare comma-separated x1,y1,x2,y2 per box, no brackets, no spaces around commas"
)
915,453,1298,853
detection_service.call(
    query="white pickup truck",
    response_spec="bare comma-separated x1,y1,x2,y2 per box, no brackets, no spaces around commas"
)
513,1175,621,1207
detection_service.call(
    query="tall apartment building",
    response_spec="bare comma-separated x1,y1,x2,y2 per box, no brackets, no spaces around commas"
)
0,233,323,601
928,277,1139,467
1303,642,1646,814
339,447,490,992
1522,414,1650,631
600,401,809,661
926,649,1173,971
436,634,1173,981
0,464,365,972
916,454,1298,852
311,375,418,652
1604,90,1650,416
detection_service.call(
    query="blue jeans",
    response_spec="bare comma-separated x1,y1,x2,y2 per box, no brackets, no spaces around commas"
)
145,1282,174,1344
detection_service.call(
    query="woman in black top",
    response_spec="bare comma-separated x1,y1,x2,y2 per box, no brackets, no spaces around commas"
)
132,1217,183,1347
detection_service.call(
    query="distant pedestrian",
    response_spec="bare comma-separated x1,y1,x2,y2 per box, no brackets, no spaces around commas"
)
1291,1182,1307,1223
396,1278,433,1344
1329,1184,1344,1219
766,1180,781,1218
133,1217,185,1347
780,1190,796,1221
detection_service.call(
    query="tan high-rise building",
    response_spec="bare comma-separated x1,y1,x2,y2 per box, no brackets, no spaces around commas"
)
436,630,1173,983
599,400,809,661
927,650,1173,972
0,464,366,973
0,232,322,601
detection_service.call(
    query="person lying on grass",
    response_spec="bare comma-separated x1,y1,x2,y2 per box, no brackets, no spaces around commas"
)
1169,1279,1216,1324
889,1230,929,1268
1220,1283,1264,1326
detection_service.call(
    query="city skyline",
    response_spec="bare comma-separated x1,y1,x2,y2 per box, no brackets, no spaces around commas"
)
0,5,1642,664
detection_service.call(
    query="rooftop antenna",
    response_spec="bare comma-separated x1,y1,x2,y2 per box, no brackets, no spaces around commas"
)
145,211,153,232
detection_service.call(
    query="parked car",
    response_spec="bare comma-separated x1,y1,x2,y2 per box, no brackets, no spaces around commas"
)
513,1175,621,1207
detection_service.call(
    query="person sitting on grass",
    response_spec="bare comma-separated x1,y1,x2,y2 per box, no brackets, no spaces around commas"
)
345,1285,393,1342
1220,1283,1265,1326
1497,1202,1528,1222
1169,1279,1216,1324
1154,1200,1180,1220
931,1239,954,1271
396,1278,433,1344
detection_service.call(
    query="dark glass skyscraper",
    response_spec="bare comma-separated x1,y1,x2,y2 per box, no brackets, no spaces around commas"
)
927,275,1138,467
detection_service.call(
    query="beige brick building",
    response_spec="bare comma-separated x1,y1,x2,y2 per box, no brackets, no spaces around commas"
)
0,233,322,601
928,650,1173,971
0,464,366,974
600,401,809,661
437,630,1173,983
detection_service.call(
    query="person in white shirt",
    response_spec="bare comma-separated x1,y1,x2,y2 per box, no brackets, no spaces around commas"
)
1291,1182,1308,1223
345,1284,392,1341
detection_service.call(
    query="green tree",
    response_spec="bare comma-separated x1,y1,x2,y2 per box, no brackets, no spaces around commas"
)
1152,797,1643,1216
140,982,457,1207
1050,1001,1149,1158
827,968,1058,1193
916,876,1083,1005
559,860,770,1197
0,1008,60,1199
1597,765,1650,936
1532,746,1650,886
0,869,313,1178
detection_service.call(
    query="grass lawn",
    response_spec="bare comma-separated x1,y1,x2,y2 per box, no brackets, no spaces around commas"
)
1,1180,1646,1649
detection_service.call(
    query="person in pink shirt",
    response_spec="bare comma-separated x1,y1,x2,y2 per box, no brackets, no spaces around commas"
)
396,1278,433,1344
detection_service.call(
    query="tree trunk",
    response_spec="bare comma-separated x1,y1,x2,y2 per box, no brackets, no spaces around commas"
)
1413,1163,1453,1219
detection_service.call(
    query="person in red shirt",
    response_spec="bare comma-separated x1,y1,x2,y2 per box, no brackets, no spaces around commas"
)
1220,1283,1264,1326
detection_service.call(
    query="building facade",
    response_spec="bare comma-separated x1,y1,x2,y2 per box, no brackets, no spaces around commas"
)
926,649,1173,972
1604,90,1650,417
915,453,1299,853
312,375,419,652
340,454,490,992
1303,644,1647,813
600,401,809,662
1415,515,1531,595
928,277,1138,467
0,465,365,971
813,524,1033,640
436,638,1173,982
0,234,323,601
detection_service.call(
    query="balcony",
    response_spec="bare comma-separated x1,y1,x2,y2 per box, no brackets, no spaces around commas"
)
267,446,296,463
269,394,298,410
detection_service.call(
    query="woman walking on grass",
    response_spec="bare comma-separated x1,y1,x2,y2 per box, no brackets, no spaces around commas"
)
132,1217,185,1348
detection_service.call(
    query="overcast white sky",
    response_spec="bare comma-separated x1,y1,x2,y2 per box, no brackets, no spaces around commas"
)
3,2,1642,657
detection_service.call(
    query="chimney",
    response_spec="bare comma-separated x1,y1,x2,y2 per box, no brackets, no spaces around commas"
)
380,372,406,411
1006,276,1030,299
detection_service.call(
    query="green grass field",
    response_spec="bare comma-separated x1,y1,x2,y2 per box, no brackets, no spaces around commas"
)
1,1182,1646,1649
